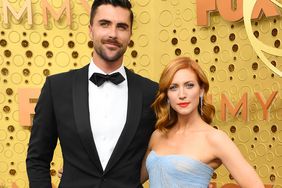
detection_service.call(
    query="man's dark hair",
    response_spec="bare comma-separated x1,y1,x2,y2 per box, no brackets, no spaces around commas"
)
90,0,133,28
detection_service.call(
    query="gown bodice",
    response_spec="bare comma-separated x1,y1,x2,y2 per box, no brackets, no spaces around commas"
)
146,150,214,188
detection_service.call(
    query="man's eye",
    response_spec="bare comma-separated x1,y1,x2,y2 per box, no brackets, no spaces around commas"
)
117,25,128,30
100,22,109,27
118,26,126,30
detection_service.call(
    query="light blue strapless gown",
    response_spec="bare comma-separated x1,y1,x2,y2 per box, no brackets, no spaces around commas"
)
146,150,214,188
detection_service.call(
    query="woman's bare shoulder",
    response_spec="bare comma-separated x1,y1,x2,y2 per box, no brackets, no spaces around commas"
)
149,129,166,147
206,127,231,146
151,129,166,139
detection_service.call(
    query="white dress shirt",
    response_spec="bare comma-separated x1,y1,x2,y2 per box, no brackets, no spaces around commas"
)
88,59,128,170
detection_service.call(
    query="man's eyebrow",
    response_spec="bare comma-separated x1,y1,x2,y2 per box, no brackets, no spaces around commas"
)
117,22,129,28
98,19,111,23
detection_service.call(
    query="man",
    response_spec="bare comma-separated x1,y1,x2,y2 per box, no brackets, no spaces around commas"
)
26,0,158,187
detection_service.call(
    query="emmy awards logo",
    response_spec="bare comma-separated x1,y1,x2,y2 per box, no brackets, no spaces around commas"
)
243,0,282,77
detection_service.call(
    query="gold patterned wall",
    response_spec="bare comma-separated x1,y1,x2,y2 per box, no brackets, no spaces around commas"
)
0,0,281,187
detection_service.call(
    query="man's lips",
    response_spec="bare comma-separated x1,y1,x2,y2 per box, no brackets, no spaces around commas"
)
103,40,121,48
105,42,120,48
177,102,190,107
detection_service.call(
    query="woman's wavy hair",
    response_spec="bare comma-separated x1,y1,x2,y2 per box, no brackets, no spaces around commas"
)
152,57,215,133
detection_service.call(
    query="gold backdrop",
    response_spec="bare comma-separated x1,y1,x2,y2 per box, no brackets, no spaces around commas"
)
0,0,281,187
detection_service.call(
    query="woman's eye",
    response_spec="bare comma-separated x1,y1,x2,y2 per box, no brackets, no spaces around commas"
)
185,83,194,88
169,85,177,90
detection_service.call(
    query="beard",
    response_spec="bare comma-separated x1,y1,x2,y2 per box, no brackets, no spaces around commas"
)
93,38,127,62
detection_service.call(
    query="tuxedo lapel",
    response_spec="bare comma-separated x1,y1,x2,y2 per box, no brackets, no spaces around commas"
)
104,68,142,174
72,64,103,173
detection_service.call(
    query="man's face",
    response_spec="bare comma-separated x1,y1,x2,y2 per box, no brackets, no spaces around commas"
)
89,4,132,63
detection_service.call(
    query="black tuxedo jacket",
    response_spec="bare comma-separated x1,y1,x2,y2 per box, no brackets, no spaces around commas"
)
26,64,158,188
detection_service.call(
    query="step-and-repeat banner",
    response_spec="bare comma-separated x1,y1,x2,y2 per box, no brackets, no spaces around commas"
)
0,0,281,187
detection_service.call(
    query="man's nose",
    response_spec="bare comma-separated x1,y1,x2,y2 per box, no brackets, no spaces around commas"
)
108,26,117,38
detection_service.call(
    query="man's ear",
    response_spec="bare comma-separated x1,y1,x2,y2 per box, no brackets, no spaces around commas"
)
89,25,94,40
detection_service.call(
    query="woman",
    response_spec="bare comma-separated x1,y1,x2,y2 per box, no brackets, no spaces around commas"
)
140,57,264,188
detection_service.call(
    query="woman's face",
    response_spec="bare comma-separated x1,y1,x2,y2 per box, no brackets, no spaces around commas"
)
167,68,203,117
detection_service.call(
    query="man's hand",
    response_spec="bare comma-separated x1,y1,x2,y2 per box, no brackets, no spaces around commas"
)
58,167,63,178
208,183,215,188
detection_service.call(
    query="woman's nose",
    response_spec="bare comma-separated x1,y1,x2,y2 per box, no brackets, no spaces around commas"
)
178,88,187,100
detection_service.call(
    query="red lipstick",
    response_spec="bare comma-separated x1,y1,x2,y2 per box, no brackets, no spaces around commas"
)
178,102,189,107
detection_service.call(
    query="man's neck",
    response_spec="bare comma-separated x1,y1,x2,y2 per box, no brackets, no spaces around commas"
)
92,56,123,74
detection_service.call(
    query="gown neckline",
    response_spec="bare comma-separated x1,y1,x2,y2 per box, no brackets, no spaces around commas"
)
149,150,213,171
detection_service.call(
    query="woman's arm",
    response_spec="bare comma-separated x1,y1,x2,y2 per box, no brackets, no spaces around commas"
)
140,130,160,184
209,130,264,188
140,148,151,184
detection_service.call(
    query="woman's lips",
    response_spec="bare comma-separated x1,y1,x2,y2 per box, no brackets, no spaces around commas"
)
178,102,189,107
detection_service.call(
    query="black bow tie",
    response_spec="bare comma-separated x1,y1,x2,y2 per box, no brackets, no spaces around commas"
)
90,72,125,87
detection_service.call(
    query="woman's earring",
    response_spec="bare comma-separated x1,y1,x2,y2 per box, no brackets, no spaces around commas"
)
199,95,203,116
167,99,171,120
